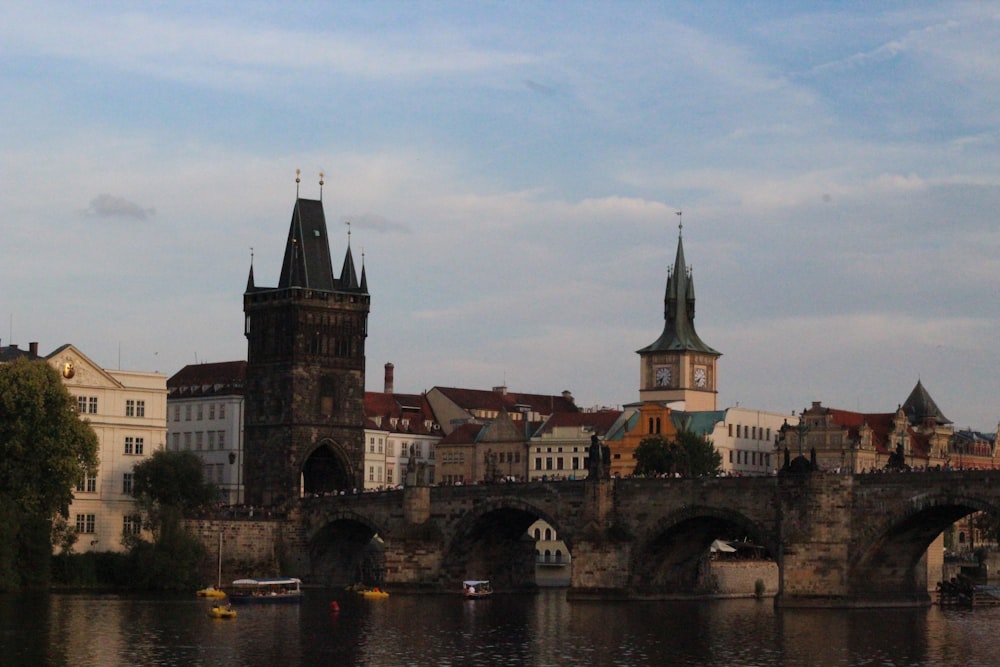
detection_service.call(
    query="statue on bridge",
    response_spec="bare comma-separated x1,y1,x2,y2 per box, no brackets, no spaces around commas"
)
588,433,611,480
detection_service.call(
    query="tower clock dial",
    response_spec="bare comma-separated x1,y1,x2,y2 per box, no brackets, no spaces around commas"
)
694,366,707,388
654,366,672,387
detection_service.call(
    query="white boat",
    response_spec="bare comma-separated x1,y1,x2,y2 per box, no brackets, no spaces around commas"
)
463,580,493,599
228,577,304,604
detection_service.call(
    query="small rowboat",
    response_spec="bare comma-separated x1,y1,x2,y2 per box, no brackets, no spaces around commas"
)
208,604,237,619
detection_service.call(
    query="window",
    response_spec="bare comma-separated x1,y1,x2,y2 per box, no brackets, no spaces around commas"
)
123,472,133,494
125,437,143,455
77,473,97,493
183,432,192,450
369,466,375,481
197,404,203,420
195,432,203,450
546,457,553,470
219,403,226,419
126,400,134,416
125,399,146,417
209,404,216,420
208,431,216,450
75,514,96,534
414,443,422,458
123,515,142,535
88,397,98,414
171,432,180,450
535,457,542,471
78,396,87,413
174,405,180,421
185,405,191,421
218,431,225,449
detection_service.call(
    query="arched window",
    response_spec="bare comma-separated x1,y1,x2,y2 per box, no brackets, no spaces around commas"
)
544,549,552,563
545,528,552,540
534,528,541,540
555,550,563,563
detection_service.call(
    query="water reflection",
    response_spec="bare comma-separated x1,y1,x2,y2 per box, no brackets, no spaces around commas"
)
3,590,1000,666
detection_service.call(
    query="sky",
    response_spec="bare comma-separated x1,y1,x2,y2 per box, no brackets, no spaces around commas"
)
2,2,998,431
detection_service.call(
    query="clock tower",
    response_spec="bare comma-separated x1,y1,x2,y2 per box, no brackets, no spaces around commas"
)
637,215,720,411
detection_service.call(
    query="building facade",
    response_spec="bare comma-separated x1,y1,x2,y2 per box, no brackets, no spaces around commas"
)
363,387,440,491
243,192,370,506
166,361,246,505
528,410,622,482
47,344,166,553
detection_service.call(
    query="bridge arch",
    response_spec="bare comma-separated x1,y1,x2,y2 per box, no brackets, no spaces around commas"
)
629,505,777,596
442,496,567,590
307,509,387,587
849,492,1000,601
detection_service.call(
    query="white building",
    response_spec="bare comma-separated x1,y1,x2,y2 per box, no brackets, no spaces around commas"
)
675,407,797,476
46,344,167,553
365,390,440,490
166,362,246,505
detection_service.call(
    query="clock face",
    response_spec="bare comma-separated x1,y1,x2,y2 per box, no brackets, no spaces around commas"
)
694,367,707,388
655,366,672,387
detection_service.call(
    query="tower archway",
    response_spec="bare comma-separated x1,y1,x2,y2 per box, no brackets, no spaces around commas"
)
302,441,355,495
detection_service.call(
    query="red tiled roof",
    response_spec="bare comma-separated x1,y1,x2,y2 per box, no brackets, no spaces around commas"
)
167,361,246,396
439,422,485,445
434,386,578,415
536,410,622,436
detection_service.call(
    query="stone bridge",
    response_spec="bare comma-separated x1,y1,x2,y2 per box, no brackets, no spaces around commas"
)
270,470,1000,607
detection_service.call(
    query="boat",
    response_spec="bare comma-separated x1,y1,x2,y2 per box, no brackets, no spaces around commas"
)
208,603,237,619
463,580,493,599
197,586,227,599
357,587,389,599
227,577,304,604
197,532,227,598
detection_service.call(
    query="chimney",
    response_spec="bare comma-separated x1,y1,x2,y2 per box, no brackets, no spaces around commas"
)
562,390,574,405
384,362,395,394
29,342,39,356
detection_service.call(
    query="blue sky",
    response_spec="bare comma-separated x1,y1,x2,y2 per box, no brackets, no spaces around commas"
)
2,2,998,431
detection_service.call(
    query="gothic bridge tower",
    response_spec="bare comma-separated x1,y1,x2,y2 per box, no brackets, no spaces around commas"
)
243,178,369,506
637,214,721,411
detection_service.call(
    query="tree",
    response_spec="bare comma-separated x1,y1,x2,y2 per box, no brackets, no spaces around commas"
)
131,449,217,529
129,450,216,590
0,358,99,517
0,358,99,589
634,431,722,478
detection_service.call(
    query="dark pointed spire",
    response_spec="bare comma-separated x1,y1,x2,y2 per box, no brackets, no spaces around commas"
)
278,198,336,290
638,213,719,355
902,380,951,426
246,247,256,291
359,247,368,293
339,246,359,289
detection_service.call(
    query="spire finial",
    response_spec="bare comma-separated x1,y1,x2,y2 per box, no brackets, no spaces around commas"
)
676,210,683,237
250,246,254,267
295,169,301,198
319,172,325,201
345,220,351,246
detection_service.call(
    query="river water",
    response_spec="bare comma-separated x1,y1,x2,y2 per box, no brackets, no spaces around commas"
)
2,589,999,666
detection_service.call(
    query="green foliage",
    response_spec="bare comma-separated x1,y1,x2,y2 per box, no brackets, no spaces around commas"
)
132,449,216,531
127,451,213,591
127,508,207,591
634,430,722,478
0,358,99,518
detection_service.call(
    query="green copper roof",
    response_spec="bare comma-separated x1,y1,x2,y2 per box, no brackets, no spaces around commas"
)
637,230,719,355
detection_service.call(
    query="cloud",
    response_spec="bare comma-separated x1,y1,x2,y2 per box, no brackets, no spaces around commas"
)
84,194,155,220
343,213,411,234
